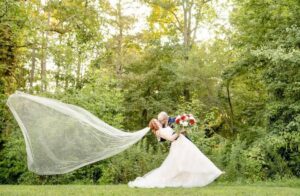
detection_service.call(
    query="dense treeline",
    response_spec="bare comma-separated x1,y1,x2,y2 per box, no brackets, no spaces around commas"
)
0,0,299,184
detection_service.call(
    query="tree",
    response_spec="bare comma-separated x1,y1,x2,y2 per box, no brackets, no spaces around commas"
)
146,0,216,60
221,0,300,178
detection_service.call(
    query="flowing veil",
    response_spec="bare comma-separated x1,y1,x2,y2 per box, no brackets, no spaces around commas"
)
6,91,150,175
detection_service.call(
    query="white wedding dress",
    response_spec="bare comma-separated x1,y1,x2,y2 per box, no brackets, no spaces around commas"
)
128,127,224,188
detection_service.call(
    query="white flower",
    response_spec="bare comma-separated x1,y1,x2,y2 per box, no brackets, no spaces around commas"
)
183,121,189,127
180,120,183,125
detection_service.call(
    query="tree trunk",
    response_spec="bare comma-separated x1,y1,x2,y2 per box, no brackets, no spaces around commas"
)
40,12,50,92
181,0,194,61
29,48,36,91
76,50,82,89
40,35,46,92
116,0,123,77
226,81,234,132
64,64,69,90
182,0,189,60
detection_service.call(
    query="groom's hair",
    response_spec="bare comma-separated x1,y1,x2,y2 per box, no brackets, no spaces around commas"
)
158,112,168,120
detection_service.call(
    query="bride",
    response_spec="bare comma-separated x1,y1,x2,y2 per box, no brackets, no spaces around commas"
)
128,118,225,188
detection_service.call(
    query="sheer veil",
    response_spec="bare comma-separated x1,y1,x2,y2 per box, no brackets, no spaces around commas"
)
6,91,150,175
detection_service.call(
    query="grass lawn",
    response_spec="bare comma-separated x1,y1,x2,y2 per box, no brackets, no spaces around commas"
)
0,179,299,196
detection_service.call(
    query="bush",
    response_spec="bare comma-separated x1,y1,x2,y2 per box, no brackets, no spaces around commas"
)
99,137,168,184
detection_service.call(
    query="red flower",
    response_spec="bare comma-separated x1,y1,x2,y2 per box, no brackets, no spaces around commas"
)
189,118,196,125
175,116,181,124
181,115,187,120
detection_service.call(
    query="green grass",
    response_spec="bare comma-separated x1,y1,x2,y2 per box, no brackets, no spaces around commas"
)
0,179,299,196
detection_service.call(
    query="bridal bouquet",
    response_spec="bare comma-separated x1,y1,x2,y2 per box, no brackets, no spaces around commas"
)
174,114,196,133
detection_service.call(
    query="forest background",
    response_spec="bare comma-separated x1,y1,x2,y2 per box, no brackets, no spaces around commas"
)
0,0,299,184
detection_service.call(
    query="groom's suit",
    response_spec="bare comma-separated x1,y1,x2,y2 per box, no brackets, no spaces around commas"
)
160,117,192,142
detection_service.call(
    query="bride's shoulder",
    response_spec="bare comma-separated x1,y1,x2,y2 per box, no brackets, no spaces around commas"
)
156,127,166,135
158,127,172,133
163,126,174,134
160,127,171,132
165,126,174,131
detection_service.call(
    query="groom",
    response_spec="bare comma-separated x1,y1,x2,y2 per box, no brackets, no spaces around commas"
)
158,111,191,142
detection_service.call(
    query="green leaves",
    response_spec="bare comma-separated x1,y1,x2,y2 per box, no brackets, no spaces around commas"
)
223,0,300,179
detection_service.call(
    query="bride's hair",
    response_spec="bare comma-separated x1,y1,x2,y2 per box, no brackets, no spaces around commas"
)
149,118,159,134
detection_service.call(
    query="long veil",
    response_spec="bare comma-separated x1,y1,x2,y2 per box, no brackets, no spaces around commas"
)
6,91,150,175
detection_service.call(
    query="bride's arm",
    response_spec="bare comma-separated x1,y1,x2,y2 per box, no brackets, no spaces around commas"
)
157,129,180,142
168,126,185,134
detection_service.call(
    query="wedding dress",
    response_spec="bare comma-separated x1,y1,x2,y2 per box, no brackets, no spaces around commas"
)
128,126,224,188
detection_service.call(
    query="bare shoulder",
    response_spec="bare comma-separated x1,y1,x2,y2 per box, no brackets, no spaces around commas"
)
155,129,162,136
157,128,167,136
155,129,160,136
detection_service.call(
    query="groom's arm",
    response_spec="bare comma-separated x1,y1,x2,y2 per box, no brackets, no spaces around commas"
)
168,117,176,124
168,117,176,128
